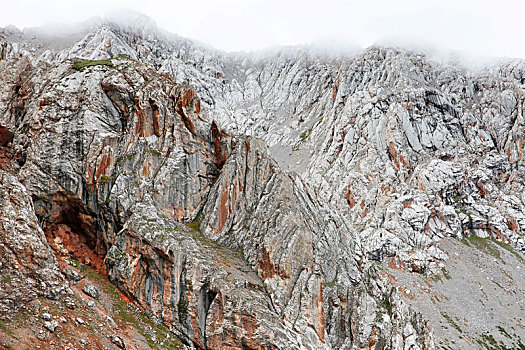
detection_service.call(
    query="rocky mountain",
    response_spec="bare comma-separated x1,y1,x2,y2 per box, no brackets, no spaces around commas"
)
0,14,524,349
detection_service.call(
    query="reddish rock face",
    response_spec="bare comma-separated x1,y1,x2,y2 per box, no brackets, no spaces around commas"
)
0,125,13,146
44,222,106,273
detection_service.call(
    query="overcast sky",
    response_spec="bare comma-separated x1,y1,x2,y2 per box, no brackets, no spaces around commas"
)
1,0,524,58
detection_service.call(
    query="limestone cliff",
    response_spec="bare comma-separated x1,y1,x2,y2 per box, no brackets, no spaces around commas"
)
0,14,524,349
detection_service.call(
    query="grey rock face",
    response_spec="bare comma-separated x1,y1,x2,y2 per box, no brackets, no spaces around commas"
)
0,44,433,349
2,14,524,349
0,169,66,317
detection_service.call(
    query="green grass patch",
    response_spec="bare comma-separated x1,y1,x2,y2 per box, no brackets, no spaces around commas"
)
464,235,504,263
73,58,115,71
440,311,462,333
299,127,312,142
441,267,451,280
185,211,223,247
185,211,202,232
492,239,524,263
116,54,131,60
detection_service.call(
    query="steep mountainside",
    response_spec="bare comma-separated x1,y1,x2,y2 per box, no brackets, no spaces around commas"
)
0,14,524,350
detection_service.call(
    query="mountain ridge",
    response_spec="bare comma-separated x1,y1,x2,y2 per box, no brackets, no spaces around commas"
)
0,15,524,349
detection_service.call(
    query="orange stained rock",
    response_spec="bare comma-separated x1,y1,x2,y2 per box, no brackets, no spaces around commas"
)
368,326,377,350
258,248,276,280
314,281,326,342
95,151,112,180
506,216,518,232
216,185,230,235
345,184,357,208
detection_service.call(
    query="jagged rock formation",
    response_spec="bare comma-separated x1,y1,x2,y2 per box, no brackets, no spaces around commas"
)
0,168,66,316
0,13,524,349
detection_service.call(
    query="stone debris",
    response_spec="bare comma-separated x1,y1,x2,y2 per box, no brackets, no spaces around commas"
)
63,297,76,310
106,316,118,329
112,335,126,349
82,284,100,299
37,329,46,341
44,320,59,332
62,268,84,283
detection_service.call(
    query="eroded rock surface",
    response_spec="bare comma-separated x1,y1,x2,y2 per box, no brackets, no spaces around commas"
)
0,167,66,317
1,13,524,349
0,49,433,349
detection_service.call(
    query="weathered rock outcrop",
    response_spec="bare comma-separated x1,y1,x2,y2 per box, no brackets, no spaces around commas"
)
2,13,524,349
0,168,66,317
0,48,434,348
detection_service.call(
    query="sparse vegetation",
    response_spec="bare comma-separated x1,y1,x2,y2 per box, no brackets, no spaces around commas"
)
379,297,393,317
99,175,114,185
430,273,443,283
475,332,522,350
299,127,312,142
81,262,184,349
463,235,504,263
1,276,13,284
0,319,14,337
497,326,511,339
144,149,162,156
136,312,184,350
185,211,201,232
492,239,524,263
441,267,451,280
454,195,473,221
177,297,188,322
73,58,115,71
375,310,384,322
440,311,462,333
